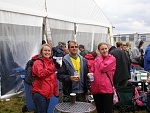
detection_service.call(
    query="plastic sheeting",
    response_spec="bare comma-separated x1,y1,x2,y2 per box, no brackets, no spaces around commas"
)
46,18,109,51
0,0,112,98
0,11,43,96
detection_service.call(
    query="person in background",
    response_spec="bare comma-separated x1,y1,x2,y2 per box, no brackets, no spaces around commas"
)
122,44,131,73
57,41,90,102
131,39,144,69
52,42,67,57
109,45,130,86
79,44,90,57
42,40,46,45
52,42,68,103
126,41,132,56
90,42,116,113
145,78,150,113
144,44,150,72
31,44,61,113
84,51,97,72
122,44,127,51
116,41,123,50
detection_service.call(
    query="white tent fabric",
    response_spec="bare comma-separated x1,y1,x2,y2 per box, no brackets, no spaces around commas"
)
0,0,45,17
46,0,112,49
46,0,111,27
0,0,112,97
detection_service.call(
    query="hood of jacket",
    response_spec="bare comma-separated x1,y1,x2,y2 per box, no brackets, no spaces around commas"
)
135,39,143,48
52,45,63,53
32,54,42,60
84,54,95,60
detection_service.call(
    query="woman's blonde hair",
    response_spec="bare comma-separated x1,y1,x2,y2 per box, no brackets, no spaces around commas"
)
126,41,131,47
40,43,52,56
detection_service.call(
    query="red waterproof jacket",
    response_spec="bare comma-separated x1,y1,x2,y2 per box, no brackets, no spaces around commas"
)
84,54,95,72
31,55,59,99
91,54,116,94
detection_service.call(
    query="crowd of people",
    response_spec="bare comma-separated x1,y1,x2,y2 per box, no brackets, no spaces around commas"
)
29,39,150,113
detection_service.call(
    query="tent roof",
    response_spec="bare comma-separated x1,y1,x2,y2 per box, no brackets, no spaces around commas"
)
0,0,111,27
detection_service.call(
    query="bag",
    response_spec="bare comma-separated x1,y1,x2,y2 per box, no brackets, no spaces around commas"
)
105,72,120,104
24,59,43,85
113,87,119,104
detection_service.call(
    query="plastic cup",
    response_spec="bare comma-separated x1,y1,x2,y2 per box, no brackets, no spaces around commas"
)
56,57,62,66
137,74,141,81
70,93,76,104
74,71,80,79
88,73,94,82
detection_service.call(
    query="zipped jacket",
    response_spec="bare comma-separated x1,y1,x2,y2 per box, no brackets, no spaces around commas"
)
57,54,90,95
91,54,116,94
31,55,59,99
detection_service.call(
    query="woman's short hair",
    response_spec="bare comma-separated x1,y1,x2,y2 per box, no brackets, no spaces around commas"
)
116,41,123,48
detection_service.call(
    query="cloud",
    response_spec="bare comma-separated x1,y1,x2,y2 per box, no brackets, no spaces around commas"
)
94,0,150,34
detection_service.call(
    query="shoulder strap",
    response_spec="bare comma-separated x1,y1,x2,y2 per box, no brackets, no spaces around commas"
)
105,72,113,87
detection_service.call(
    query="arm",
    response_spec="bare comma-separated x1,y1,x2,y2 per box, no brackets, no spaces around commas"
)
32,60,57,78
57,60,72,82
99,55,116,73
132,48,141,61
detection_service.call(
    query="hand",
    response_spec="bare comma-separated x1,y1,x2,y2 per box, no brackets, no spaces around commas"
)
87,90,91,95
146,78,150,83
70,76,79,82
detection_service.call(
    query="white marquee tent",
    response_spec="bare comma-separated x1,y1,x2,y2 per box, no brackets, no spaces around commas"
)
0,0,113,98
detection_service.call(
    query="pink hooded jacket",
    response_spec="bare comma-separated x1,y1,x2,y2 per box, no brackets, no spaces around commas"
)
91,54,116,94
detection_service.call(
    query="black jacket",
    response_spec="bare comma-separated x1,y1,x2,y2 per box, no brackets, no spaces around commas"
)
109,47,130,85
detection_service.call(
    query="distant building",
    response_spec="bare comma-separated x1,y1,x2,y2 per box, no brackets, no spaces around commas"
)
113,33,150,50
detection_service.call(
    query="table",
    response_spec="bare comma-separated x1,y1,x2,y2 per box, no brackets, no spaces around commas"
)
128,79,147,92
53,102,96,113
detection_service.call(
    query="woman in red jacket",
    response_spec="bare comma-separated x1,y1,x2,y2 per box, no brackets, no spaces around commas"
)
90,42,116,113
31,44,60,113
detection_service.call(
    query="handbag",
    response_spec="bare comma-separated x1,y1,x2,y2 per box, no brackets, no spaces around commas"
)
105,72,120,104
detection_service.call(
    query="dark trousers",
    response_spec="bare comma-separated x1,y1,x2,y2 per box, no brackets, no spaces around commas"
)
32,92,50,113
93,93,113,113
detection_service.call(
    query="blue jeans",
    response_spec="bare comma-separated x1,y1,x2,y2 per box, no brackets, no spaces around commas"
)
32,93,50,113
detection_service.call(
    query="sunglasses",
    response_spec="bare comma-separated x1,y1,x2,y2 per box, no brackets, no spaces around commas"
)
70,46,78,48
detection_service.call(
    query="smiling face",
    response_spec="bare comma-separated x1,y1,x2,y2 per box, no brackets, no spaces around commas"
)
40,44,52,58
98,43,108,58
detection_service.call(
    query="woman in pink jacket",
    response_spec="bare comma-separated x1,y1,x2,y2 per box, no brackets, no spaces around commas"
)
31,44,60,113
90,42,116,113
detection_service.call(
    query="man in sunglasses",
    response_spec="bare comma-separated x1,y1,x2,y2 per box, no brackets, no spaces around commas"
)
57,40,90,102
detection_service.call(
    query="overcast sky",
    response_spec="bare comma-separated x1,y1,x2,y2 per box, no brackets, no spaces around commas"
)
94,0,150,35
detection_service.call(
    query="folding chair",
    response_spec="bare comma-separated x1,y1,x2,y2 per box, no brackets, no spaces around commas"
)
113,86,136,113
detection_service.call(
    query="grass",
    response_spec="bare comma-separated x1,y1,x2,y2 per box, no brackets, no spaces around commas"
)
0,97,147,113
0,97,32,113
